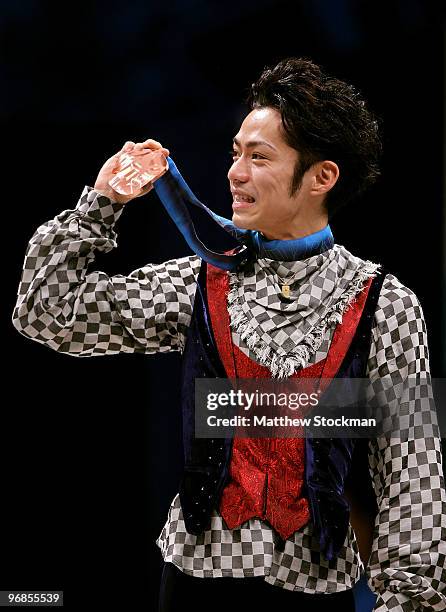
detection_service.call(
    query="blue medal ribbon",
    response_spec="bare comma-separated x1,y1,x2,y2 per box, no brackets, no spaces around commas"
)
154,157,334,270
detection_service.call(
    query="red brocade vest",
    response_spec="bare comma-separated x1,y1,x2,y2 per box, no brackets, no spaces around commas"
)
206,262,373,540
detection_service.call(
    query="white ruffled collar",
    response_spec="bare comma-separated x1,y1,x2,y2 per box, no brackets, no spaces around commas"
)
227,244,381,379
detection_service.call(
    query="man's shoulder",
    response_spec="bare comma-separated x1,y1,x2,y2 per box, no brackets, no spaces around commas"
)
377,271,421,309
161,254,202,272
375,270,423,324
134,253,201,273
334,244,421,316
127,254,202,286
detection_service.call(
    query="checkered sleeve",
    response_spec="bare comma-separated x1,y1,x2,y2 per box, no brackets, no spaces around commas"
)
365,273,446,611
12,186,201,356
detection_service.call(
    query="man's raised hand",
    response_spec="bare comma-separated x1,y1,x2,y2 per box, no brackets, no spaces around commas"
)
94,139,170,204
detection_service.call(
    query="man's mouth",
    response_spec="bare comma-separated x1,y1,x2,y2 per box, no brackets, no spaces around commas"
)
232,192,255,208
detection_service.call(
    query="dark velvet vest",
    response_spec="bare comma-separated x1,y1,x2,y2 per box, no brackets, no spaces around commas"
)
179,259,386,560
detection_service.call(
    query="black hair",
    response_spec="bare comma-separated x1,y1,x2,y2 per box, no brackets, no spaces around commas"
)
247,58,382,217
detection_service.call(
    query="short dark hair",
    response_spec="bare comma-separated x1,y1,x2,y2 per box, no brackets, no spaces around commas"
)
247,57,382,218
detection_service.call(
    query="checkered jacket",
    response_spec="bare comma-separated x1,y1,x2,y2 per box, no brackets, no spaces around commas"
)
12,187,446,611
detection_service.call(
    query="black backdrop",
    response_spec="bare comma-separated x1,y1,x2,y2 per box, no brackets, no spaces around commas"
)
2,2,445,610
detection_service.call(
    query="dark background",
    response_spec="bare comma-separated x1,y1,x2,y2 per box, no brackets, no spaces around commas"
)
2,1,445,610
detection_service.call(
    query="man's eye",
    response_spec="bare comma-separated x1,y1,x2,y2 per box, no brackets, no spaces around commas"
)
229,151,265,160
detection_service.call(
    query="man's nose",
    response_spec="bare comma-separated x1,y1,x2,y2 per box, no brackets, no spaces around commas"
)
227,156,249,183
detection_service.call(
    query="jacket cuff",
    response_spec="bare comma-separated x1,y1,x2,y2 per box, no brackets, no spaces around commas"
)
76,186,126,226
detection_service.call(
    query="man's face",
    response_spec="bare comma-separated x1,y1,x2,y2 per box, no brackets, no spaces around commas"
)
228,107,307,239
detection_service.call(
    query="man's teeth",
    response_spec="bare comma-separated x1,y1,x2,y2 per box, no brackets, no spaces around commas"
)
235,194,255,202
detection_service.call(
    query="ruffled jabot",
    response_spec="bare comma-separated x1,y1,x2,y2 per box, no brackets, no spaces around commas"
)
227,244,381,379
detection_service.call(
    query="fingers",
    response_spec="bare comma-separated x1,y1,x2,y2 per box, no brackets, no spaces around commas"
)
121,140,136,152
120,138,170,158
139,138,170,157
142,138,162,147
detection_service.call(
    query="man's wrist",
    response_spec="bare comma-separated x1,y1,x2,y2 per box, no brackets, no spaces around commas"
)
92,184,131,205
93,187,118,203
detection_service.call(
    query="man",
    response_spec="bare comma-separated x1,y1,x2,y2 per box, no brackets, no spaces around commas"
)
13,58,446,611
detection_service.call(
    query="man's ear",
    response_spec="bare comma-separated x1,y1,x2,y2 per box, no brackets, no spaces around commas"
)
311,160,339,195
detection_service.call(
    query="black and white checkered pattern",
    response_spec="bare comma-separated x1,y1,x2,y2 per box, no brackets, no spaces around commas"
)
12,187,446,611
232,249,376,343
226,247,380,379
157,493,363,591
13,187,200,355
